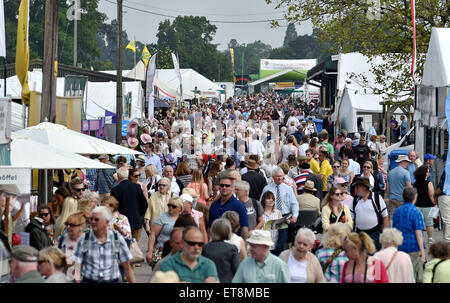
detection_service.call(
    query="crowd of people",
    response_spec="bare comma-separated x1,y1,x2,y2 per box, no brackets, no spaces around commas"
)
1,91,450,283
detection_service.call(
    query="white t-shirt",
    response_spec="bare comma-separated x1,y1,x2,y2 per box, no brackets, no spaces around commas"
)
248,140,265,161
288,252,308,283
350,192,388,231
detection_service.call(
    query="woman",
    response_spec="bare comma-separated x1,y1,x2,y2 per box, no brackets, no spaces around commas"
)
414,165,436,244
180,193,208,243
368,135,378,155
221,211,247,262
175,159,192,188
101,196,132,241
187,169,209,204
146,197,183,268
341,232,389,283
81,190,101,210
260,191,282,254
54,186,78,239
315,223,351,283
423,241,450,283
202,218,240,283
279,228,324,283
340,159,354,192
321,186,353,233
376,154,388,195
38,206,56,243
327,160,343,190
54,211,86,281
355,161,381,192
279,162,297,194
280,135,298,163
373,228,415,283
309,138,319,155
207,160,222,198
145,164,161,195
129,167,149,201
377,135,388,154
38,247,70,283
332,178,353,209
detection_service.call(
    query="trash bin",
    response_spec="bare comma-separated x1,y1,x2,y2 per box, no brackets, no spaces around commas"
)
314,119,323,134
388,150,410,170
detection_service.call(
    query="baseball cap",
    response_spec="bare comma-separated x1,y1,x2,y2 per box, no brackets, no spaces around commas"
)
424,153,437,161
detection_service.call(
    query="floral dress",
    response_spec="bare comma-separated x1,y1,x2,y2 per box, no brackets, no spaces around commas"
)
109,211,132,240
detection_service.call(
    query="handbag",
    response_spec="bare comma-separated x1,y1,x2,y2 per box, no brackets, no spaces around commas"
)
129,238,145,264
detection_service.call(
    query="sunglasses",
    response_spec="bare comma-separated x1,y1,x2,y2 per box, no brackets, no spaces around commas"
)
219,184,232,188
39,213,49,217
74,188,85,192
185,240,204,247
159,184,168,187
38,260,48,265
363,166,372,169
65,222,82,228
333,166,340,169
334,192,344,196
167,204,178,209
90,217,100,222
133,174,140,177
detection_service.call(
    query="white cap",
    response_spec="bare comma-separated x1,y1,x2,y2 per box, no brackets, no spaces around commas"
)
180,193,193,203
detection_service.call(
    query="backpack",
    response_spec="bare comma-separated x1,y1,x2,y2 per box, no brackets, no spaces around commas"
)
351,191,384,232
202,155,215,177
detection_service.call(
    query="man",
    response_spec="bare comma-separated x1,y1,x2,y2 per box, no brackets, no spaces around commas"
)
424,153,437,188
144,177,173,233
232,230,290,283
69,177,85,200
144,143,163,176
200,131,214,155
319,131,334,160
293,162,312,195
407,150,419,184
297,135,309,157
386,155,412,224
260,168,299,255
209,174,249,240
393,186,426,282
241,159,268,200
289,155,307,179
248,134,265,162
160,226,219,283
74,206,135,283
306,148,320,175
10,245,45,283
338,137,354,159
400,115,408,138
318,150,332,195
296,180,320,216
333,133,345,161
110,167,148,243
162,165,184,196
342,148,360,177
349,177,389,251
95,154,116,200
368,122,378,138
354,136,371,170
153,227,184,272
24,216,52,250
235,181,264,236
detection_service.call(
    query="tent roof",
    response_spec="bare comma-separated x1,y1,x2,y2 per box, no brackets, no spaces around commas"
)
422,27,450,87
248,69,294,86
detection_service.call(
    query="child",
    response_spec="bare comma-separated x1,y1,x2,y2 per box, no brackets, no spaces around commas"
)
261,191,282,254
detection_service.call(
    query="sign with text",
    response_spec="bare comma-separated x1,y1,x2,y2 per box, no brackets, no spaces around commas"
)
0,167,31,195
0,98,11,144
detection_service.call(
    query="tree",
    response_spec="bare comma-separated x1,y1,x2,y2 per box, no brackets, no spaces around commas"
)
265,0,450,104
283,23,297,46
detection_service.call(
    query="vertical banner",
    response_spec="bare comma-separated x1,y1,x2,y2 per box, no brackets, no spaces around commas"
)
0,0,6,58
145,52,157,119
15,0,30,104
444,86,450,195
229,48,236,83
171,52,183,101
410,0,416,81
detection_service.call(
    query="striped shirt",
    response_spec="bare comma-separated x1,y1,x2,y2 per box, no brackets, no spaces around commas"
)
316,248,349,283
294,172,309,194
74,229,132,281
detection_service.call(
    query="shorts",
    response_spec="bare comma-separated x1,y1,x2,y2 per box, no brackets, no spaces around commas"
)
416,207,434,227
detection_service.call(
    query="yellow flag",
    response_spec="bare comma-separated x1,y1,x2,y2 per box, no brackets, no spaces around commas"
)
141,46,151,66
229,48,236,83
126,39,136,53
15,0,30,105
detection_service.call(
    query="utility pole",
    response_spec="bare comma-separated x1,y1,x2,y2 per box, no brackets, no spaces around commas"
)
74,17,77,66
116,0,123,144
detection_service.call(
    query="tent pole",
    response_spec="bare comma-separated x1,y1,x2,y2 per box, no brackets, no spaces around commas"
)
45,169,48,206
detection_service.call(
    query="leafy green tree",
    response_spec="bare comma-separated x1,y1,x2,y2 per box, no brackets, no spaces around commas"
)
283,23,297,46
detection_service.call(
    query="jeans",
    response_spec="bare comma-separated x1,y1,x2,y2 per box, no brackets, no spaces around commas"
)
274,229,288,256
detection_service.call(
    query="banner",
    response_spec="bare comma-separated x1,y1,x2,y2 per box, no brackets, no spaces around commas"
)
444,86,450,195
229,48,235,83
0,0,6,58
145,52,157,119
171,52,183,100
0,97,11,144
15,0,30,104
260,59,317,71
141,46,150,67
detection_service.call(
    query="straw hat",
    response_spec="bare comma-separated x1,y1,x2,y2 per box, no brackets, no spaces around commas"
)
395,155,411,163
303,180,317,192
150,270,180,283
182,187,198,198
246,230,274,247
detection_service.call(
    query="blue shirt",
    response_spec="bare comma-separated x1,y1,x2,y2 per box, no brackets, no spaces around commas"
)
145,153,163,175
260,183,299,218
400,120,408,136
408,163,418,184
393,202,425,253
387,166,411,201
209,195,249,228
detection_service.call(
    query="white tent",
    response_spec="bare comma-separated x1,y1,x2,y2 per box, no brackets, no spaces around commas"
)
421,27,450,88
14,122,142,155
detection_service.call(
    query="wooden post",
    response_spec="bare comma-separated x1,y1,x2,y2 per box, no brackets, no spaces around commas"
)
115,0,123,144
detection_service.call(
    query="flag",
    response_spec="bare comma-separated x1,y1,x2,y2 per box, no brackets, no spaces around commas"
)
15,0,30,104
141,46,150,66
410,0,416,81
0,0,6,58
171,52,183,100
126,39,136,53
146,53,157,118
229,48,236,83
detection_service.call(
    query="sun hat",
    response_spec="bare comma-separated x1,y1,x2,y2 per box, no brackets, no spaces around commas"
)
180,193,193,203
245,159,259,170
136,155,146,163
127,137,139,148
182,187,198,199
150,270,180,283
333,177,349,186
395,155,411,163
246,230,274,247
98,154,109,160
351,176,371,189
303,180,317,192
140,133,152,144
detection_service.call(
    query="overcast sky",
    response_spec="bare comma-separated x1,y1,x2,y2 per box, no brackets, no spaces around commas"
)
97,0,313,51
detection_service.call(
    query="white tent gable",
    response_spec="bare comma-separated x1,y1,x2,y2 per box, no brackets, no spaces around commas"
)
422,27,450,87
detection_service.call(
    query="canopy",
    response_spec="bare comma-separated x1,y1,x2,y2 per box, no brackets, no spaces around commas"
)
422,27,450,87
10,134,114,169
14,122,142,155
